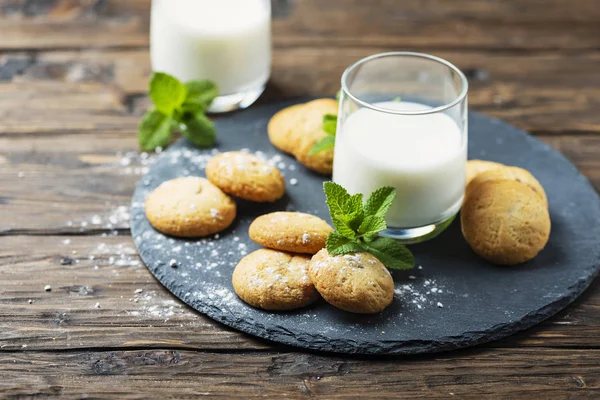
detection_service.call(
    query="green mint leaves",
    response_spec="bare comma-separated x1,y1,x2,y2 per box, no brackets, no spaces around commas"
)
309,114,337,155
138,72,218,151
323,182,414,270
149,73,187,115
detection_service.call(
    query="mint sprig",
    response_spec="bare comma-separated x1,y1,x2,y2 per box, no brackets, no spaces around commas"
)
138,72,218,151
323,182,414,270
309,114,337,155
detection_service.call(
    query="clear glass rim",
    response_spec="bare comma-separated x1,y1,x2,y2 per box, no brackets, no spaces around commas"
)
340,52,469,116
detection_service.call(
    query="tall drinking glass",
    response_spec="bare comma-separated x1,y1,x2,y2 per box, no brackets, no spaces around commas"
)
333,52,469,243
151,0,271,113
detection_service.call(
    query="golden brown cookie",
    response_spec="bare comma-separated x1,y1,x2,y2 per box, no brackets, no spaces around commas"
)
308,249,394,314
232,249,319,310
466,159,504,186
461,180,551,265
466,166,548,207
249,212,333,254
267,98,338,175
292,99,338,175
145,177,236,237
205,152,285,203
267,103,306,154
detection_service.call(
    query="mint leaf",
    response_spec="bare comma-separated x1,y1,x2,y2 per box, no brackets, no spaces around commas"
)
326,232,364,255
322,114,337,136
183,80,218,111
149,72,187,115
364,186,396,218
358,215,387,238
309,113,338,155
180,112,216,148
138,109,174,151
363,238,414,270
322,181,414,270
323,182,352,216
331,215,356,239
309,135,335,156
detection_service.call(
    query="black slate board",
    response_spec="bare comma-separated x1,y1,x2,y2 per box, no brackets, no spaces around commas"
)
131,99,600,355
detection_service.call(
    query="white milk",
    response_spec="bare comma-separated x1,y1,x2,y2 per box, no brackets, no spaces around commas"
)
151,0,271,95
333,101,467,228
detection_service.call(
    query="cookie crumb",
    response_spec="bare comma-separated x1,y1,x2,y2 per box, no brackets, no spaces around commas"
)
44,285,52,292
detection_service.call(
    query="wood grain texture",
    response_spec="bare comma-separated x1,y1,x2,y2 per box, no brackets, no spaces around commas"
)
0,235,271,351
0,349,599,399
0,0,599,397
2,49,600,134
0,235,598,352
1,0,600,51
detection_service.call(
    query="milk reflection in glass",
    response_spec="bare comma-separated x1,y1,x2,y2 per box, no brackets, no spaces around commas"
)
151,0,271,112
333,53,468,242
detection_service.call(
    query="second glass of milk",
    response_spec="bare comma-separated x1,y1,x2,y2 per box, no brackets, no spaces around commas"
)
334,52,469,243
151,0,271,113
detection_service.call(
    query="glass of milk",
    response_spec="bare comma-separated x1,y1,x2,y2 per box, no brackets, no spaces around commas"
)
334,52,468,243
150,0,271,113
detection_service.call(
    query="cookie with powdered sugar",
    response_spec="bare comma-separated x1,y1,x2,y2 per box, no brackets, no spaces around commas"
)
205,151,285,203
249,212,333,255
145,177,236,237
232,249,319,310
308,249,394,314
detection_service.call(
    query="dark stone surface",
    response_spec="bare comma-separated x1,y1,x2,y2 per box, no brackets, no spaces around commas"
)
131,99,600,355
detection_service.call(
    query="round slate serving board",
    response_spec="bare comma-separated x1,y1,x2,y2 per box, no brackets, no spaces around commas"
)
131,99,600,355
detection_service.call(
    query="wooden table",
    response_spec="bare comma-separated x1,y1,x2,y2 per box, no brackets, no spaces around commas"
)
1,0,599,398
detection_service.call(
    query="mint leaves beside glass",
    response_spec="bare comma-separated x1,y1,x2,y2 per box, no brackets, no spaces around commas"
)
323,182,414,270
138,72,218,151
309,114,337,155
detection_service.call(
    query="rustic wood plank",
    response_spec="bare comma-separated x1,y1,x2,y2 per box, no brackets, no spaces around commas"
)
0,348,599,398
2,49,600,135
1,0,599,51
0,235,271,351
1,131,598,233
0,235,598,351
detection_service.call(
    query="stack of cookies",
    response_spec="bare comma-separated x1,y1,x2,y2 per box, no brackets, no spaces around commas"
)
232,211,395,314
232,211,332,311
462,160,551,265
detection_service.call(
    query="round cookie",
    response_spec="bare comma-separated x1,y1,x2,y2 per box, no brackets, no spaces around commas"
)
466,166,548,207
461,180,551,265
145,177,236,237
206,152,285,202
249,212,333,254
308,249,394,314
466,159,504,186
232,249,319,310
